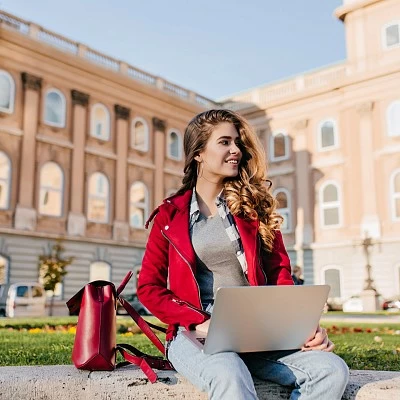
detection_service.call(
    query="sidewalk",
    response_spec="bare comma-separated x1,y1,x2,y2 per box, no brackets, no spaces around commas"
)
321,312,400,324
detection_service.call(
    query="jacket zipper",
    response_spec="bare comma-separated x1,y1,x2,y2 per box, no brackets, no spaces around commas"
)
161,230,204,313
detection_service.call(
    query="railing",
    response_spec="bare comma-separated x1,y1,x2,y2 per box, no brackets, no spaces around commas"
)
0,10,217,108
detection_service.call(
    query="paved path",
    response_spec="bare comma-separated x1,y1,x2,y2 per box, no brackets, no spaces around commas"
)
321,313,400,324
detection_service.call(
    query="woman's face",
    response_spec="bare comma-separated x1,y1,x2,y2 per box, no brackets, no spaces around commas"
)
196,122,243,184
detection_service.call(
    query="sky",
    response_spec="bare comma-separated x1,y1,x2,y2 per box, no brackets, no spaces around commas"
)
1,0,346,100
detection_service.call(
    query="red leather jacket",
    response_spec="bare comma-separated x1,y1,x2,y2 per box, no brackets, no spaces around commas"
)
137,189,293,340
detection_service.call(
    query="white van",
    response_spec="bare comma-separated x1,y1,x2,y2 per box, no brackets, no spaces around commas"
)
0,282,46,317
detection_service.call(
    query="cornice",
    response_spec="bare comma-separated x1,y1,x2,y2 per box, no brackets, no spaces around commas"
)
21,72,42,91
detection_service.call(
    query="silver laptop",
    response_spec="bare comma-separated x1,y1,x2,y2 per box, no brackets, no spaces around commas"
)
182,285,330,354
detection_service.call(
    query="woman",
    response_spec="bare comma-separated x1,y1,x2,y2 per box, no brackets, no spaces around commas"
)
137,109,349,399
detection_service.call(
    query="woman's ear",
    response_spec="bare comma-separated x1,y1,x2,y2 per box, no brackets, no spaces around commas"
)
194,155,202,163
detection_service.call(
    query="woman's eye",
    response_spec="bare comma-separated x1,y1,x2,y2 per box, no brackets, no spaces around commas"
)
220,140,229,145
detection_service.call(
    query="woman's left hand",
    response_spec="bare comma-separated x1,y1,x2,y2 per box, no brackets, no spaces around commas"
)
302,325,335,352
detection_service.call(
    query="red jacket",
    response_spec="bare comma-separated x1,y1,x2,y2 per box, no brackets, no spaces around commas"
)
137,189,293,340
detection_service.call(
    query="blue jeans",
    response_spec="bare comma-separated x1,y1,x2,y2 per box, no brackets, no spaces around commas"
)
167,330,349,400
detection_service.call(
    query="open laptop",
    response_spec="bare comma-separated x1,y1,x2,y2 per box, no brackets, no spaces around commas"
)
182,285,330,354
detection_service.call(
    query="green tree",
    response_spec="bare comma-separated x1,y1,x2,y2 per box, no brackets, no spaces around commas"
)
38,241,74,316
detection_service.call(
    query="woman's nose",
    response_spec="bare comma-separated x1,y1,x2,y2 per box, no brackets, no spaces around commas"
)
230,144,240,154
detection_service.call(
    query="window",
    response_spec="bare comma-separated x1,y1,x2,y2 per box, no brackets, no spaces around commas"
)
90,261,111,282
387,101,400,137
87,172,109,223
0,255,9,284
90,103,110,140
273,188,291,233
0,151,11,210
39,162,64,217
323,268,342,299
270,131,289,162
131,118,149,151
0,70,15,114
44,89,66,127
383,22,400,49
16,285,29,298
390,169,400,221
167,130,182,160
129,182,148,228
318,120,338,150
320,182,341,228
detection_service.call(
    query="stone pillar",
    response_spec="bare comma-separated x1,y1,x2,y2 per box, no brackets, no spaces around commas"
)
14,73,42,230
113,104,130,242
152,117,166,207
67,90,89,236
292,119,313,273
357,102,380,239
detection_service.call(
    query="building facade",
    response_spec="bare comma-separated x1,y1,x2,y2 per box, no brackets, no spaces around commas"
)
0,0,399,313
223,0,400,305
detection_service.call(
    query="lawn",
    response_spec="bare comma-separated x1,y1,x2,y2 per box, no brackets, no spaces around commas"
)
0,317,399,371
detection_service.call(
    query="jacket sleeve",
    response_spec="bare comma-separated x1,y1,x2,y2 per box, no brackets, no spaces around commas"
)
137,209,209,330
262,230,294,286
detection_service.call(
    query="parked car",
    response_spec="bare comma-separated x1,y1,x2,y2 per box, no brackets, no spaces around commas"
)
117,293,151,316
382,296,400,311
342,295,364,312
0,282,46,317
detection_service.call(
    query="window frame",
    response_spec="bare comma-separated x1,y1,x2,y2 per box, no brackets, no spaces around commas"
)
0,151,11,210
320,265,344,300
131,117,149,152
390,169,400,222
386,100,400,137
129,181,149,229
317,119,339,152
167,129,183,160
382,21,400,50
319,181,342,229
269,130,290,162
0,70,16,114
90,103,111,141
87,172,110,223
43,88,67,128
38,161,64,217
273,187,292,233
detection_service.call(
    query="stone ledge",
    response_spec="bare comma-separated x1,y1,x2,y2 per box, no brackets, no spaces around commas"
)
0,365,399,400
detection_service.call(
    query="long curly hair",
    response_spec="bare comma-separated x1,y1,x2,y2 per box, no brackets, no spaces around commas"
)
176,109,282,252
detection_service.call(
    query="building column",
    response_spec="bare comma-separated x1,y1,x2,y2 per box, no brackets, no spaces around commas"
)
14,73,42,231
152,117,166,207
357,101,380,238
67,90,89,236
292,119,313,276
113,104,130,242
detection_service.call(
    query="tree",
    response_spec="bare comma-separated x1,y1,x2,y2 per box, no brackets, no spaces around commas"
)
38,240,74,316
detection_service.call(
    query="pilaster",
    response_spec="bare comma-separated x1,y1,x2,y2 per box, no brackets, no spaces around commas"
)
153,117,166,207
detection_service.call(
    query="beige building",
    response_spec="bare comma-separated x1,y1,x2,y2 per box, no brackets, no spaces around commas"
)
0,0,399,312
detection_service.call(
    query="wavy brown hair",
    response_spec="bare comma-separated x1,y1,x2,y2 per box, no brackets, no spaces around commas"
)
176,109,282,252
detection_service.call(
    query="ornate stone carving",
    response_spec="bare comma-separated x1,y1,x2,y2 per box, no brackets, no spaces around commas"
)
71,90,89,106
21,72,42,91
152,117,166,132
292,119,309,130
356,101,374,115
114,104,130,120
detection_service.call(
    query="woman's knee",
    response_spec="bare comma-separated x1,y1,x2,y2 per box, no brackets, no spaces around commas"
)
315,352,349,389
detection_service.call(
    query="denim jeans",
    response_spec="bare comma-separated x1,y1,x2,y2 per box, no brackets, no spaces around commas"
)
167,330,349,400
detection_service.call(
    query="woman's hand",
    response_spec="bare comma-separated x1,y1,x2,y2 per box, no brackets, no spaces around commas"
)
302,325,335,352
195,319,210,334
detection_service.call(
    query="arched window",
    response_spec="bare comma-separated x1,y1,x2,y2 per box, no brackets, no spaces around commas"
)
90,103,110,140
44,89,66,127
270,131,289,162
323,267,342,300
387,101,400,137
167,130,182,160
129,182,148,228
383,22,400,49
0,151,11,210
318,119,338,150
87,172,109,223
273,188,291,233
0,254,10,284
131,118,149,151
390,169,400,221
90,261,111,282
39,162,64,216
0,70,15,114
320,182,341,228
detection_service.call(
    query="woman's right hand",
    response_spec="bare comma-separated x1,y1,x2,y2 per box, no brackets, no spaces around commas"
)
195,319,210,334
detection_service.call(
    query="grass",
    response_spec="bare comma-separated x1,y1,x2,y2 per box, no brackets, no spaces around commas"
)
0,317,399,371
